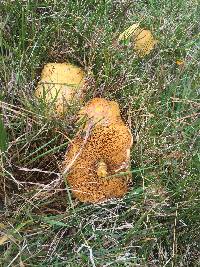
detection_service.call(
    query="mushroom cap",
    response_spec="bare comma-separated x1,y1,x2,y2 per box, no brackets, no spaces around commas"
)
78,97,122,126
63,98,133,203
133,28,157,57
118,23,157,57
35,63,86,114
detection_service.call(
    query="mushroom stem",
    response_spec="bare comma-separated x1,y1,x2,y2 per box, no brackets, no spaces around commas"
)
97,159,108,178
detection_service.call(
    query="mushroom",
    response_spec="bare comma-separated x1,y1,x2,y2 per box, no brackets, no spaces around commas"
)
133,28,157,57
118,23,157,57
35,63,86,115
63,98,133,203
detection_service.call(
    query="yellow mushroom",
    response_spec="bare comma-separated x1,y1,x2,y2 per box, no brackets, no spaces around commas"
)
134,28,157,57
63,98,133,203
35,63,86,115
118,23,157,57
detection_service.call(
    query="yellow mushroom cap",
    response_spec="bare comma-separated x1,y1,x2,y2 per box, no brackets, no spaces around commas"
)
134,28,157,57
78,97,121,126
35,63,86,115
63,98,133,203
118,23,157,57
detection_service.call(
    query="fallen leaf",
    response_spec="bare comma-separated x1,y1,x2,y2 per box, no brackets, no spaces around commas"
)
118,23,140,41
176,60,184,66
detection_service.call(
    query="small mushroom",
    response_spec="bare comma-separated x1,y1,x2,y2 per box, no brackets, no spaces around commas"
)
63,98,133,203
35,63,86,115
133,28,157,57
118,23,157,57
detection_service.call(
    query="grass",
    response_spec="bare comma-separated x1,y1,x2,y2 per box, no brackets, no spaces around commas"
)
0,0,199,266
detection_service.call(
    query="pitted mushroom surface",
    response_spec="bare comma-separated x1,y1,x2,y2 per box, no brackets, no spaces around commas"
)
63,98,133,203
